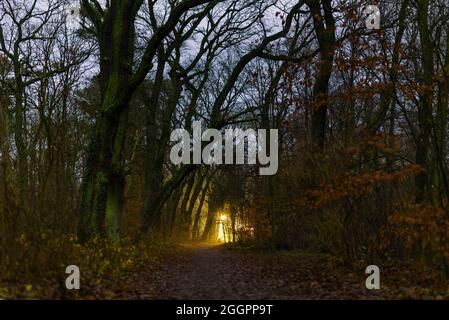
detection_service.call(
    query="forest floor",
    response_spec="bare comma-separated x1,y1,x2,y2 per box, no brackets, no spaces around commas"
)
123,243,438,300
5,241,446,299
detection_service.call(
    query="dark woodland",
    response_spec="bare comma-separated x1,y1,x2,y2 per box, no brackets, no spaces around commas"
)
0,0,448,300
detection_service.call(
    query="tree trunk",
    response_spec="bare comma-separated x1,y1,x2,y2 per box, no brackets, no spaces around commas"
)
415,0,434,203
192,174,212,240
79,111,129,241
306,0,336,148
79,1,139,241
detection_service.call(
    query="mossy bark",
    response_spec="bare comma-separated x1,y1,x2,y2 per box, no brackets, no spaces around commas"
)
78,1,139,241
79,112,128,242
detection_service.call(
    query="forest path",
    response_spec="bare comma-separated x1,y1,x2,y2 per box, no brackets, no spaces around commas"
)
133,243,385,300
146,243,304,300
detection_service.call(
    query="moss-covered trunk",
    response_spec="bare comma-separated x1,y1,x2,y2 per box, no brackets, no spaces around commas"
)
78,0,138,241
79,110,128,241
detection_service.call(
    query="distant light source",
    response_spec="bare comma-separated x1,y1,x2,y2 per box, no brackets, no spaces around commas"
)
218,214,227,242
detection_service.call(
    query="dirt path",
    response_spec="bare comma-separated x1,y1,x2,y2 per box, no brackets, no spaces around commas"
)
147,243,295,300
133,243,385,300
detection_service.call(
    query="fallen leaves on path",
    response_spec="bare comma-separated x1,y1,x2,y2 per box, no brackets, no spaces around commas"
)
124,243,448,300
5,242,447,299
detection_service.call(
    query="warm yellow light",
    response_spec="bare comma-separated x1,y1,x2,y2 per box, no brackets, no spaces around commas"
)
218,214,226,242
